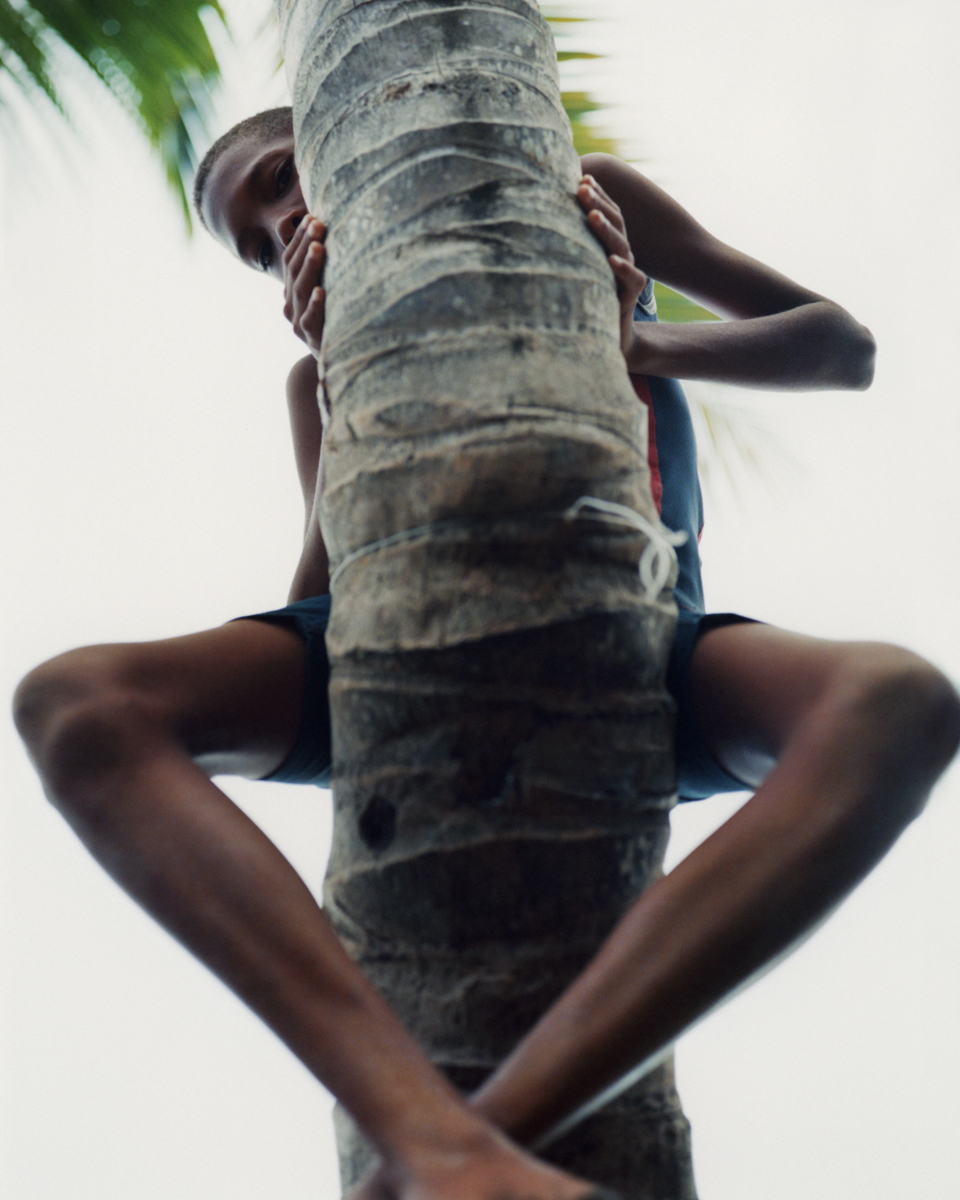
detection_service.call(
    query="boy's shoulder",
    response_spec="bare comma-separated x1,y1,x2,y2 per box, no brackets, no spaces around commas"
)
286,354,324,505
287,353,320,403
578,154,661,209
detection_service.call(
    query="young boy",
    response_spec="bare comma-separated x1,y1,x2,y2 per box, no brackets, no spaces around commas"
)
14,107,960,1200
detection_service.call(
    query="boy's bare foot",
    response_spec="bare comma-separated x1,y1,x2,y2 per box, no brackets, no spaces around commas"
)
345,1125,608,1200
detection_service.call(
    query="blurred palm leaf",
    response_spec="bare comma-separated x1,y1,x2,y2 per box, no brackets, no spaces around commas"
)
686,383,799,504
557,88,621,157
548,10,717,325
546,9,621,158
0,0,226,224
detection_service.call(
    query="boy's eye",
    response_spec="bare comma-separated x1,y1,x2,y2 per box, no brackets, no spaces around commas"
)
258,240,273,272
277,156,294,196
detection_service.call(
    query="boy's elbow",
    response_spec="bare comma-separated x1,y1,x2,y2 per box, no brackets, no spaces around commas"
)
846,322,876,390
824,305,875,390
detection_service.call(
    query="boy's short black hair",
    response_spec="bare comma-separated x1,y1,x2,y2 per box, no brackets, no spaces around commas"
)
193,106,294,230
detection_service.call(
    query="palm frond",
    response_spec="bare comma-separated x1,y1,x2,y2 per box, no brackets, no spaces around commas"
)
687,387,800,508
0,0,227,225
0,2,59,105
550,11,710,324
546,8,619,159
558,88,621,156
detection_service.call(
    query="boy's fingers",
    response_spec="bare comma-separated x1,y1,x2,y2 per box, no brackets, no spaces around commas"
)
583,174,615,205
295,242,325,301
610,255,648,292
593,191,628,232
587,208,632,262
284,243,313,323
285,227,315,290
578,181,628,244
285,227,326,329
288,254,325,337
576,179,600,215
282,218,325,292
579,178,628,233
298,287,326,355
302,286,325,335
582,174,619,213
282,217,311,271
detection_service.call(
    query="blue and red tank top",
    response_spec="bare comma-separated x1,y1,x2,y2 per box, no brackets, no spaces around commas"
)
631,281,705,615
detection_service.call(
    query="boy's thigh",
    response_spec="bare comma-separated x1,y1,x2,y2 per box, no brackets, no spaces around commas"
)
87,619,308,780
688,622,854,790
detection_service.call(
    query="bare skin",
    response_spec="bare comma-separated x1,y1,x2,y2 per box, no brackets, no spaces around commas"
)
200,129,874,390
13,626,598,1200
15,127,941,1200
15,616,959,1200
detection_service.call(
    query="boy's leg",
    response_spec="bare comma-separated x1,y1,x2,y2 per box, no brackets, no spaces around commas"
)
465,623,960,1147
13,623,604,1200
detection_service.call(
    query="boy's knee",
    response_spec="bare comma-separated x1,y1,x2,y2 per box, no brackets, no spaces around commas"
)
14,645,159,801
836,644,960,817
843,646,960,749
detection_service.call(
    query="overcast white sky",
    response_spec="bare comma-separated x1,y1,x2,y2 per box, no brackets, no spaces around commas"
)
3,1,960,1197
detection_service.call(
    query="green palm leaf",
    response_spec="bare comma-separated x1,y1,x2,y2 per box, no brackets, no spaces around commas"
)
0,0,226,224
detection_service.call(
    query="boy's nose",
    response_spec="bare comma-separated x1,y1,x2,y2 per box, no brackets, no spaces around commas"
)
277,208,306,247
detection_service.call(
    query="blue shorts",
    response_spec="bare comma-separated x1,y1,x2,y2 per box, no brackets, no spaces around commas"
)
243,595,335,788
668,610,755,800
243,597,750,801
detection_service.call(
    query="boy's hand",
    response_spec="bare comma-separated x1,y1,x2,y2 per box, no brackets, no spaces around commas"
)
577,175,648,361
282,216,327,358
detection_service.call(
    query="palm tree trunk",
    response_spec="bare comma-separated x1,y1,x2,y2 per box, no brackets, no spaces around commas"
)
278,1,695,1195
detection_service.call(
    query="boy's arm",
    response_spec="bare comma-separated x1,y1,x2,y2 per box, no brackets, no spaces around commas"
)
580,153,876,391
285,354,330,602
286,353,323,516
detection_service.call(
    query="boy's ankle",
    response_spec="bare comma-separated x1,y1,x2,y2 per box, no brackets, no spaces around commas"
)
379,1125,596,1200
385,1115,504,1176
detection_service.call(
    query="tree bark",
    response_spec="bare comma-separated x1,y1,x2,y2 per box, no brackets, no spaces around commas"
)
277,2,695,1195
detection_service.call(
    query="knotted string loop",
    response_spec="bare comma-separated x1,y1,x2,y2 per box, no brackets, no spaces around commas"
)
562,496,686,600
328,496,686,601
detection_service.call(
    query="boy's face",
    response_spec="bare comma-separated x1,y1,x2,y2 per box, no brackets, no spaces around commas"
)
202,130,307,282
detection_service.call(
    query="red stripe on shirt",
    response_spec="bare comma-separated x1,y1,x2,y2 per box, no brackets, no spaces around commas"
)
630,374,662,514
